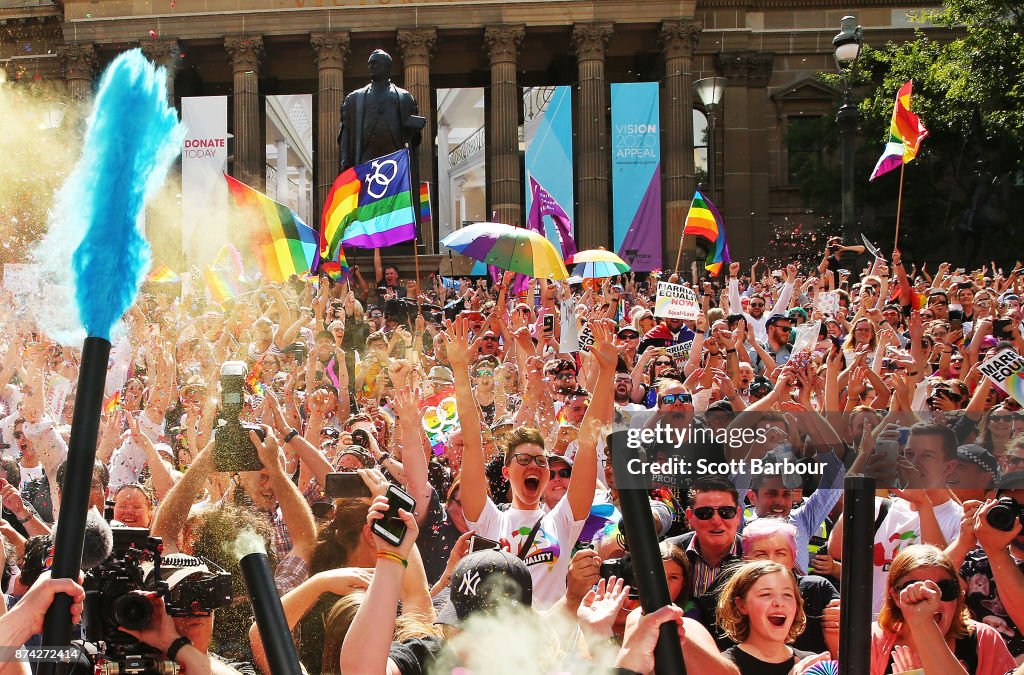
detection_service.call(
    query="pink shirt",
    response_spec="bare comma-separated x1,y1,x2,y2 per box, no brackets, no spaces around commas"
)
870,621,1015,675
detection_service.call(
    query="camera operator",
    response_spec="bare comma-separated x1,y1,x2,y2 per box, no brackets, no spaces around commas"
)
121,587,250,675
946,472,1024,660
0,572,84,675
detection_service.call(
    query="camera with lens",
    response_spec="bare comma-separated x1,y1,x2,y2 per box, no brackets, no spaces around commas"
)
83,528,169,673
214,361,265,472
986,497,1024,532
599,555,639,600
83,529,234,674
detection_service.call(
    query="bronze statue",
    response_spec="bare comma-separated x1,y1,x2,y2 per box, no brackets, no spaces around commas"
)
338,49,422,171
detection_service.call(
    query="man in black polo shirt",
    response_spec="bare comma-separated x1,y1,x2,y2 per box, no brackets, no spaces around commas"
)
667,476,743,645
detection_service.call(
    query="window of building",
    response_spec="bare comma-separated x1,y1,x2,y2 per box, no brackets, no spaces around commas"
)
785,115,825,185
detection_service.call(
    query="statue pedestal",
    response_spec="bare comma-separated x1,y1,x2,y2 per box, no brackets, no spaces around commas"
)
345,248,445,283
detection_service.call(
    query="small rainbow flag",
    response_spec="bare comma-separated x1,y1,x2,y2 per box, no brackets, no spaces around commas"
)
147,261,180,283
419,182,431,230
203,265,242,307
869,81,929,182
103,390,121,414
682,190,731,276
224,174,319,282
321,148,417,257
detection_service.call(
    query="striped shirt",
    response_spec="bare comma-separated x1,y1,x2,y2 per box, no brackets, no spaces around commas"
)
685,535,741,596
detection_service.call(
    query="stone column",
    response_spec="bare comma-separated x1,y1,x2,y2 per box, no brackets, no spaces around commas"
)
275,140,289,203
484,25,525,226
397,28,437,252
298,168,309,223
140,39,179,105
717,51,773,263
225,36,265,189
436,120,453,241
572,22,613,250
660,21,701,271
57,43,97,100
311,32,349,226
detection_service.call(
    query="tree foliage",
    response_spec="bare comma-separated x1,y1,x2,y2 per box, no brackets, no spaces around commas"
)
793,0,1024,265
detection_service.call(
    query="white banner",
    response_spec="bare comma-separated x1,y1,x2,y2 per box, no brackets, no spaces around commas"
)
653,282,699,321
181,96,229,266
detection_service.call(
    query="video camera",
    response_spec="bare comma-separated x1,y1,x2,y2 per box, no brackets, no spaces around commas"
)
83,528,233,674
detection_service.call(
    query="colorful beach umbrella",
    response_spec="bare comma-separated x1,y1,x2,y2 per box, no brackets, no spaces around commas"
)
441,222,569,280
567,249,631,279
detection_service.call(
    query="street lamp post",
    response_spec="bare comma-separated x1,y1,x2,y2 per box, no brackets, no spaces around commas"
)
833,15,864,251
694,77,726,201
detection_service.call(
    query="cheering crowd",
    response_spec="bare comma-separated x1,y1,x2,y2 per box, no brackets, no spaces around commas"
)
0,239,1022,674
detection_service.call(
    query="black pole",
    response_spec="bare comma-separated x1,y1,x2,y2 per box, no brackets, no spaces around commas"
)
708,107,717,203
39,337,111,675
611,432,686,675
837,89,859,271
241,552,302,675
839,474,874,675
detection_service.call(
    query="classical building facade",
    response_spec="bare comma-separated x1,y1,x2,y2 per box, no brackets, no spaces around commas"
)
0,0,948,270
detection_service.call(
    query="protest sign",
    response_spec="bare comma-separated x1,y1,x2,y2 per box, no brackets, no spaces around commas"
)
979,348,1024,405
654,282,699,321
666,340,692,359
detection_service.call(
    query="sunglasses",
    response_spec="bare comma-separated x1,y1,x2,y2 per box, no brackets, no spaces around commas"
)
554,372,576,380
549,468,572,479
774,325,793,333
693,505,739,520
896,578,959,602
475,371,494,378
749,303,765,309
1006,456,1024,466
482,336,499,342
660,393,693,405
511,453,550,467
654,360,673,366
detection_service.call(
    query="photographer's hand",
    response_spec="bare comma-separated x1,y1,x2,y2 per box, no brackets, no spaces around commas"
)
120,594,180,654
1,572,85,646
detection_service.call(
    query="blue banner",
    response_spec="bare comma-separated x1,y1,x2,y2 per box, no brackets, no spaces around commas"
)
523,86,575,248
611,82,662,272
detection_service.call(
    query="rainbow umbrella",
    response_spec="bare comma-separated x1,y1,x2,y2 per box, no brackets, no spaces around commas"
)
567,248,631,279
441,222,569,280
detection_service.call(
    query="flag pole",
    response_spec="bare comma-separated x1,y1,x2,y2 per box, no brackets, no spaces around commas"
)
674,226,686,273
894,162,906,249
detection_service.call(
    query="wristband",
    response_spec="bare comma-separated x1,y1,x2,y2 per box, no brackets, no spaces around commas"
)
726,348,737,353
167,636,193,662
379,452,391,464
16,511,32,524
377,551,408,568
283,429,299,443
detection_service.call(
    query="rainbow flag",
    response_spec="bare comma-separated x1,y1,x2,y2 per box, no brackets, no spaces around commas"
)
419,182,431,230
147,261,180,283
682,190,731,276
103,390,121,414
203,265,242,306
869,81,929,182
321,148,417,257
224,174,318,282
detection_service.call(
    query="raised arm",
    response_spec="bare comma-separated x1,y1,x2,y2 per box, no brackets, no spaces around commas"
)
568,320,615,521
150,441,215,552
441,316,485,522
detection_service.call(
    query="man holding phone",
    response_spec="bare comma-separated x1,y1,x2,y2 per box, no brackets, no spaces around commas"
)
444,316,615,609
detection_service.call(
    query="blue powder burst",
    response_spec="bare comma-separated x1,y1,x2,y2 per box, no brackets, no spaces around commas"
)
45,49,183,341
